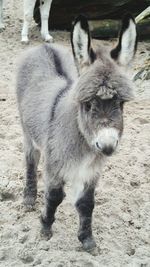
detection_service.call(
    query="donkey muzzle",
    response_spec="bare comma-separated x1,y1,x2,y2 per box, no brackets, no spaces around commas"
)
96,141,117,156
94,127,119,156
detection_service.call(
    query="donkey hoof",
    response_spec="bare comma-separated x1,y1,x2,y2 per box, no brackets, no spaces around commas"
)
40,227,53,240
23,187,37,208
23,198,36,211
23,194,36,211
82,237,96,251
40,215,53,240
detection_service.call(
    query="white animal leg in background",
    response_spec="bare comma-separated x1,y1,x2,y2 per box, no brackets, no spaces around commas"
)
40,0,53,42
0,0,4,29
21,0,37,43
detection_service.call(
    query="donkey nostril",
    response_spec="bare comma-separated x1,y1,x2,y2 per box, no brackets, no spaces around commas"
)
102,146,114,156
96,142,102,150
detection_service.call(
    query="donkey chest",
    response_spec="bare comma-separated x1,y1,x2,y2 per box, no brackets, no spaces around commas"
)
63,154,103,183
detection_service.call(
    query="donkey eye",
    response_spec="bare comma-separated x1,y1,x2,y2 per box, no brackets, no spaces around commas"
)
84,101,92,112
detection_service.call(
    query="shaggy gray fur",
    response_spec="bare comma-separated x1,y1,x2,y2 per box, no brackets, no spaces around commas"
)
16,15,137,250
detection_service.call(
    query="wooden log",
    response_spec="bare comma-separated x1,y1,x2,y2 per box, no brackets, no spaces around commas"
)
89,20,119,39
136,18,150,40
135,6,150,23
90,18,150,40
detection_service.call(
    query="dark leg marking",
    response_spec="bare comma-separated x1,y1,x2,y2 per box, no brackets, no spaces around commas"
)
41,185,65,238
23,149,40,210
76,185,96,250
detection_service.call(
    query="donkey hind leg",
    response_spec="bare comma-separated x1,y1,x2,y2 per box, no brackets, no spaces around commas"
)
41,178,65,239
21,0,37,43
0,0,4,30
23,136,41,210
40,0,53,42
75,183,96,251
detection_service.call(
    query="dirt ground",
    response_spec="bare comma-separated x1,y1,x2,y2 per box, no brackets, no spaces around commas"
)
0,1,150,266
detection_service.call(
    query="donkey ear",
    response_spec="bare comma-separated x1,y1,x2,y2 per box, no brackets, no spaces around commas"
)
111,14,137,66
71,15,96,72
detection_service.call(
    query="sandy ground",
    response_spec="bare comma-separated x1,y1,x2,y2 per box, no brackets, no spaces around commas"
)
0,1,150,266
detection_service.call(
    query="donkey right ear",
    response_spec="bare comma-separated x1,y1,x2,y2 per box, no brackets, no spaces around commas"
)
71,15,96,72
111,14,137,66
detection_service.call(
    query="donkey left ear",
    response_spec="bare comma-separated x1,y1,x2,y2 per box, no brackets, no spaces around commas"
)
71,15,96,72
111,14,137,66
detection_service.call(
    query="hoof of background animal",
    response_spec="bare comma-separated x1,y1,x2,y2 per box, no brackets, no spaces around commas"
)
82,237,96,251
21,36,29,44
42,34,53,43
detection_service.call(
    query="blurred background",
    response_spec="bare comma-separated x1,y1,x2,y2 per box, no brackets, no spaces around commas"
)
34,0,150,40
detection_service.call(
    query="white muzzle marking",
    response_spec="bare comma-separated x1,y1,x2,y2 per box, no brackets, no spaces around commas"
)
93,127,119,156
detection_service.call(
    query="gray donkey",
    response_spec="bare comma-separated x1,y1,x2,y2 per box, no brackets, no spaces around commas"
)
17,14,137,250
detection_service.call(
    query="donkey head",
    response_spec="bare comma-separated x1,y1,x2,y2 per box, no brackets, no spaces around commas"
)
71,15,137,156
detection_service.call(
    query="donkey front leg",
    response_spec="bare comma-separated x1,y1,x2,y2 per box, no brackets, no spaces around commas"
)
75,183,96,251
40,0,53,42
21,0,37,43
41,166,65,239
